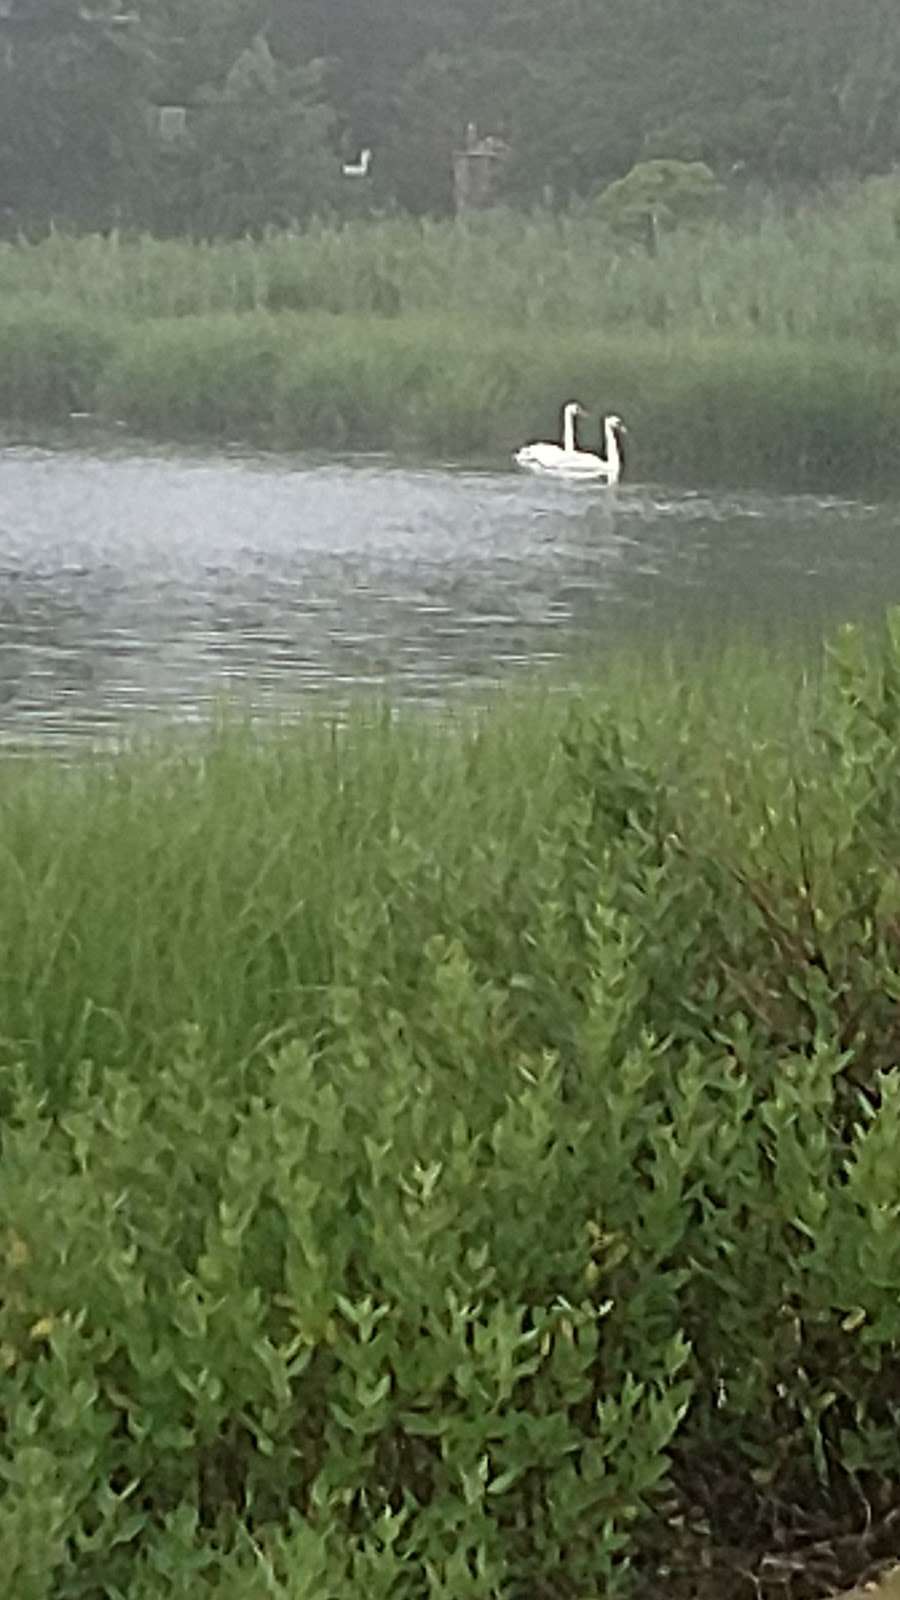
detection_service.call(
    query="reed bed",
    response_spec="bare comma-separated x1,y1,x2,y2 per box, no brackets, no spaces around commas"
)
2,183,900,481
5,619,900,1597
2,183,900,341
4,301,898,485
0,638,812,1097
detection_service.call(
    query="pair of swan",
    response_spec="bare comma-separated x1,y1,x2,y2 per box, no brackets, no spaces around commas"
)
515,401,627,482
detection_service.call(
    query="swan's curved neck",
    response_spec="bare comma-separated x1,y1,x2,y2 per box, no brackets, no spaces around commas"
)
562,405,579,453
603,417,623,480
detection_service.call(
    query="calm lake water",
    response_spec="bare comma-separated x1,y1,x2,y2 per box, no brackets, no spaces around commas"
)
4,436,900,746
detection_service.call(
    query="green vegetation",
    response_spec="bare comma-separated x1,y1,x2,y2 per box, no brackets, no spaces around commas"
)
591,159,724,246
4,185,900,483
4,183,900,336
6,617,900,1596
2,0,899,231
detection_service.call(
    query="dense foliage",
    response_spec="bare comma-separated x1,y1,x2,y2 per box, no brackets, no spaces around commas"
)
5,618,900,1595
1,0,899,233
3,187,900,484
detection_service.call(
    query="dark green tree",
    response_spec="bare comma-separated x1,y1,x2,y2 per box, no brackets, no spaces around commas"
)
2,0,900,234
153,33,340,236
0,0,149,232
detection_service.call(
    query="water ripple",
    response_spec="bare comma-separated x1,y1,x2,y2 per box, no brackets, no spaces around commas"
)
2,437,900,746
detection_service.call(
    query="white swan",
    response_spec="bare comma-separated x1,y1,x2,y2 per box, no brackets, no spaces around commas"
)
567,414,628,484
514,401,588,474
514,405,627,481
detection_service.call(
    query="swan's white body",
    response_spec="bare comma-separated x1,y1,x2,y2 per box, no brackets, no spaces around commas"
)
514,401,585,474
565,414,627,483
514,405,627,482
342,148,372,176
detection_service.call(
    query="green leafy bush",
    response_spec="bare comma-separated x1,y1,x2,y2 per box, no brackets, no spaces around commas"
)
6,619,900,1594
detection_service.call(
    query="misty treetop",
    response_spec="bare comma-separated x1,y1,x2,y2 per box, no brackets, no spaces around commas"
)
0,0,899,235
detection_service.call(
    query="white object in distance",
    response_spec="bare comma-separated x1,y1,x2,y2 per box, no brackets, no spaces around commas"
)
342,148,373,177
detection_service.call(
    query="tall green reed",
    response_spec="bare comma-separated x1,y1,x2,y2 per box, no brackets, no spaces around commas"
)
89,309,900,482
2,184,900,478
0,635,835,1113
2,183,900,341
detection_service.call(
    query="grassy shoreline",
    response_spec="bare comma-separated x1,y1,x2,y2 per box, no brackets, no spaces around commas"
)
4,186,900,484
4,301,900,487
6,620,900,1596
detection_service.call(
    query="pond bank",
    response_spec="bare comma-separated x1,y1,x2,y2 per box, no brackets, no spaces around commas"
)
4,300,900,487
5,617,900,1597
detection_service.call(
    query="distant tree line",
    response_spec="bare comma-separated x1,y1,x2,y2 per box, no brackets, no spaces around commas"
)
1,0,899,236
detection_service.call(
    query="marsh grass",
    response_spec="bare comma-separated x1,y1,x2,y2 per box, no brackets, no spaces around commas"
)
0,298,115,420
3,185,900,341
0,630,843,1102
75,309,900,482
8,622,900,1595
3,296,895,482
3,185,900,479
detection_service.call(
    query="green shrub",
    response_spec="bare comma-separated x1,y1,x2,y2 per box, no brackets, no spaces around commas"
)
5,619,900,1592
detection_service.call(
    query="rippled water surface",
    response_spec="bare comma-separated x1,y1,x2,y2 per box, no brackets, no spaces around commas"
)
3,437,900,745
